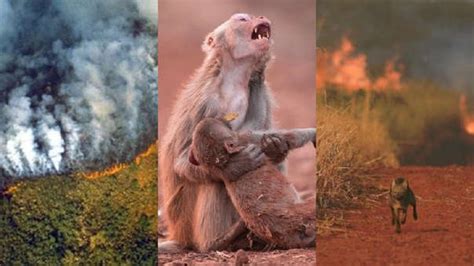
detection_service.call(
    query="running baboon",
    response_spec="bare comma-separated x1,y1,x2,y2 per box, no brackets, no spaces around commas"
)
389,177,418,233
159,13,287,252
189,118,316,249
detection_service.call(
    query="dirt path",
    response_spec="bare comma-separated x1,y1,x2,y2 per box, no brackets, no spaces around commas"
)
317,166,474,265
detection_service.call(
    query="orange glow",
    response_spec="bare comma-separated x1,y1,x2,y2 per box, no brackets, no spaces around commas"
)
460,95,474,135
373,59,403,90
81,163,129,180
317,36,403,91
81,143,156,179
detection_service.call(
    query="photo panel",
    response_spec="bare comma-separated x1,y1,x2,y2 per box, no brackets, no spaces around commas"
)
158,0,316,264
316,0,474,265
0,1,158,264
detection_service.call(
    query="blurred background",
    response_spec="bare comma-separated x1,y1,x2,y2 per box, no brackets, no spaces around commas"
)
159,0,316,190
317,0,474,167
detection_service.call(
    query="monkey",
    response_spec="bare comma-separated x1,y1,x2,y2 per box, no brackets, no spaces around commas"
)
159,13,288,252
189,118,316,249
389,177,418,233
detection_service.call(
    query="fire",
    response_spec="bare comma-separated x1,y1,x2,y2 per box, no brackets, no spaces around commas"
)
317,36,403,91
460,95,474,135
81,143,157,180
373,58,402,90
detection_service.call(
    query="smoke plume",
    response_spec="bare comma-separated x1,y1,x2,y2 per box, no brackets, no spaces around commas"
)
317,1,474,92
0,0,158,186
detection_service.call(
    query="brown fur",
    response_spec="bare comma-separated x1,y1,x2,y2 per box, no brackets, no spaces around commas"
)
190,118,316,249
159,14,278,252
389,177,418,233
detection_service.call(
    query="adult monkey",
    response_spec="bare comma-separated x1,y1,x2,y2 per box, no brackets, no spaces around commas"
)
159,13,287,252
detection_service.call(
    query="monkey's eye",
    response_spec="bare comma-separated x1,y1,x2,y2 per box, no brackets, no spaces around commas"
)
232,13,250,22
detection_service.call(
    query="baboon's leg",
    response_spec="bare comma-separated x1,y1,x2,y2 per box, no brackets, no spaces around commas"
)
401,209,407,224
395,208,401,233
208,219,247,251
390,206,396,225
412,202,418,220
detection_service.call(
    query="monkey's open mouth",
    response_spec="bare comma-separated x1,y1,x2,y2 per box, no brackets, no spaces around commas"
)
251,23,271,40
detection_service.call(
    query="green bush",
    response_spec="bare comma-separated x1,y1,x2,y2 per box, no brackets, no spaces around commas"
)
0,146,157,265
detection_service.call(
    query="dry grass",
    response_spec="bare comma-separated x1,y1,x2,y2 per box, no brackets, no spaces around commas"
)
316,105,398,233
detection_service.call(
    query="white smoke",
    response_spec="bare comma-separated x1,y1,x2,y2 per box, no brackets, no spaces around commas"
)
0,0,158,186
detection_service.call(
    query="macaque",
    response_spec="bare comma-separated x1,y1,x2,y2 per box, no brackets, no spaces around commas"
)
159,13,287,252
189,118,316,249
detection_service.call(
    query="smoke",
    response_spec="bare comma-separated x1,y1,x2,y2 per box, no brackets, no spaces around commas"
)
317,1,474,92
0,0,158,186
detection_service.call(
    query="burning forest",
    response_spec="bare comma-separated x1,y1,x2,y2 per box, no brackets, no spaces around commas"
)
0,0,158,186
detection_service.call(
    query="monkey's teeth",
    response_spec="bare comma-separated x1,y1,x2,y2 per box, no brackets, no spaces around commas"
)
258,34,262,39
254,28,258,33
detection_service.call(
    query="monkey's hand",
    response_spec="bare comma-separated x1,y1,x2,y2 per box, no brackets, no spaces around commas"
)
261,133,289,164
223,144,265,181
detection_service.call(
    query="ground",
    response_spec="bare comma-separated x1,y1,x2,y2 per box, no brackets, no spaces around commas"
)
158,249,315,265
317,166,474,265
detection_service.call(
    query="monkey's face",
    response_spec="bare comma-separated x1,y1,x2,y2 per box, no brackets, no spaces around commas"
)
190,118,242,168
203,13,273,60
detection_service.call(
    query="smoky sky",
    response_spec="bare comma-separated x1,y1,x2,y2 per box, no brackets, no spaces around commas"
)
317,0,474,92
0,0,158,185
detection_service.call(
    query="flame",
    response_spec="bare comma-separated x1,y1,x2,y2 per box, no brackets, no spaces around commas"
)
460,95,474,135
4,183,21,195
317,36,403,91
373,58,403,90
81,143,157,180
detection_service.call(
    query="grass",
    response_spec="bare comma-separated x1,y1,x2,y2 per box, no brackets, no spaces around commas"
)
321,82,473,165
317,81,474,234
316,105,398,234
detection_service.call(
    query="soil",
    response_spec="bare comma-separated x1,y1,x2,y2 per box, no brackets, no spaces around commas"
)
317,166,474,266
158,249,315,265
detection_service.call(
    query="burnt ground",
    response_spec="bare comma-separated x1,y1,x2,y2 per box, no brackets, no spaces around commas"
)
317,166,474,265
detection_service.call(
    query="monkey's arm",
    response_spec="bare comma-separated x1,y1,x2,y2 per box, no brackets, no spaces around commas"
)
177,144,266,183
222,144,266,181
244,128,316,162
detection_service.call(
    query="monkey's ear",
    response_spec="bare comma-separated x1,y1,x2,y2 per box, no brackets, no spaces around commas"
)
188,149,200,166
202,33,216,53
224,140,244,154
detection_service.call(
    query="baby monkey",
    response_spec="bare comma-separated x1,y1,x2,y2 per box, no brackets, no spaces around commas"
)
189,117,316,250
389,177,418,233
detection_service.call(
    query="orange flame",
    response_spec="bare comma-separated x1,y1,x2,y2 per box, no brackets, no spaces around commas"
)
317,36,403,91
460,95,474,135
81,143,157,179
